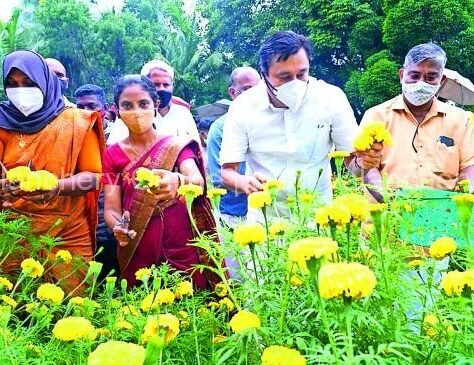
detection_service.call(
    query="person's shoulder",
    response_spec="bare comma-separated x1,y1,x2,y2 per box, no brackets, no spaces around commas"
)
229,81,267,110
169,103,193,115
364,95,401,115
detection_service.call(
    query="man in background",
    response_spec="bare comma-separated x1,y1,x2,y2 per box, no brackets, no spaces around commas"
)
207,66,260,227
45,57,75,107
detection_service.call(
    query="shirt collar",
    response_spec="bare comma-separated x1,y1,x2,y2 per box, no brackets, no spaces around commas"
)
391,94,449,115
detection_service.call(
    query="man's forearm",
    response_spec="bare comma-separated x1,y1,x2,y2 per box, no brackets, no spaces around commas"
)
221,166,246,194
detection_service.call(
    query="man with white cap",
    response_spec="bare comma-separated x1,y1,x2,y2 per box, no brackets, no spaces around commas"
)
107,60,200,145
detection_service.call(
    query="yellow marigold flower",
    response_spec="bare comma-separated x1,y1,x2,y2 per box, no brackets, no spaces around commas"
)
327,151,350,159
21,258,44,278
88,340,146,365
229,310,261,333
408,259,424,268
6,166,31,183
1,295,17,308
269,219,291,236
177,183,203,200
208,301,220,310
261,345,307,365
141,289,175,312
214,282,228,297
440,270,474,296
289,275,303,287
135,167,160,189
248,191,272,209
55,250,72,263
233,223,266,246
353,134,373,152
52,316,95,341
314,203,351,227
319,262,376,300
299,193,314,204
0,277,13,291
135,267,151,282
20,170,58,192
262,179,284,192
288,237,338,271
207,188,227,199
155,288,175,305
219,297,235,312
175,281,194,299
142,314,180,344
116,320,133,330
424,314,439,339
429,237,457,260
334,194,370,223
354,121,392,152
69,297,85,306
36,283,64,305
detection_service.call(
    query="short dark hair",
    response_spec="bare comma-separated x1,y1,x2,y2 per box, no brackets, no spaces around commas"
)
113,75,159,106
259,31,312,75
74,84,106,104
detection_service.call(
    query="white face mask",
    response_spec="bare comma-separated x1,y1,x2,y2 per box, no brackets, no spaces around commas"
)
274,79,309,112
6,87,44,116
402,81,440,106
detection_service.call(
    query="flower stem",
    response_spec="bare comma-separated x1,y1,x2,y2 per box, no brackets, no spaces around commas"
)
344,299,354,360
249,243,260,285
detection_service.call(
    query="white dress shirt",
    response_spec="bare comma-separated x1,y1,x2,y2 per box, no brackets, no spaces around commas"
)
220,77,359,204
106,103,200,145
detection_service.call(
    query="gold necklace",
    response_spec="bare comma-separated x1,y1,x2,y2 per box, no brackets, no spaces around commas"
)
18,133,40,149
127,137,155,158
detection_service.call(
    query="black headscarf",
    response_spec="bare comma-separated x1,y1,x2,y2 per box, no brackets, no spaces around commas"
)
0,50,65,133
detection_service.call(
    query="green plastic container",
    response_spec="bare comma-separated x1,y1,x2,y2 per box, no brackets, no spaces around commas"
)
398,188,474,248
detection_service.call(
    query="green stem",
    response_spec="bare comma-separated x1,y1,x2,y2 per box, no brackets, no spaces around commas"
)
262,207,270,257
344,299,354,360
346,223,351,262
249,244,260,285
277,265,293,341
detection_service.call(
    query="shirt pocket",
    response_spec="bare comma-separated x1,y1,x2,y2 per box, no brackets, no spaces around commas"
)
432,142,459,179
298,121,331,162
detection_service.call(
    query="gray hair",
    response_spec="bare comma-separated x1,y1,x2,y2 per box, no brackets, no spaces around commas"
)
403,43,447,70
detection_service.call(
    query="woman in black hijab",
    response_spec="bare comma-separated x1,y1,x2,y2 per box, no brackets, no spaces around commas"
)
0,50,105,290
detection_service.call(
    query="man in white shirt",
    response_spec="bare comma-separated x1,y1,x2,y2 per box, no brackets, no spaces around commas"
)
107,60,200,145
220,31,380,210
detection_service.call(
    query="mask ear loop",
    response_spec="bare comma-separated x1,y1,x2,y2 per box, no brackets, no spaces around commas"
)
261,71,277,97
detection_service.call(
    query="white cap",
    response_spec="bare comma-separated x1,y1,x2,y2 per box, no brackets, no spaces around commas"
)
140,60,175,79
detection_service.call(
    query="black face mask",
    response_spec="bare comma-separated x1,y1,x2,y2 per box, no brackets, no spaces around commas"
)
59,79,68,96
157,90,173,109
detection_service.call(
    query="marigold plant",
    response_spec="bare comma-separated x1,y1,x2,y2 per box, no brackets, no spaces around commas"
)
318,262,376,300
88,340,146,365
229,310,261,333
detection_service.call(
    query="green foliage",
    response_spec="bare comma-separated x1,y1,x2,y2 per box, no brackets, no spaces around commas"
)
383,0,474,57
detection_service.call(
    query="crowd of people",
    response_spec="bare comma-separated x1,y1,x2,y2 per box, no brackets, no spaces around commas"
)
0,30,472,290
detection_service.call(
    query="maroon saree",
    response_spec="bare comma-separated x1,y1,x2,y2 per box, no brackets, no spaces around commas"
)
103,136,221,288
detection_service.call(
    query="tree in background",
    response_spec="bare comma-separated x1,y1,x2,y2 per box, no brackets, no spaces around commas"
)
1,0,474,114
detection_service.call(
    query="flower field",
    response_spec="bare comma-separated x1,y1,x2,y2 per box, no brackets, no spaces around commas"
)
0,174,473,365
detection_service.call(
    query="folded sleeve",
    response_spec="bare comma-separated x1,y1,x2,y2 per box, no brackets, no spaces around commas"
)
219,103,249,165
329,88,360,152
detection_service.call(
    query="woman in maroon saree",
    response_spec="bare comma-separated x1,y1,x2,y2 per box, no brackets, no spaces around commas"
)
102,75,218,288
